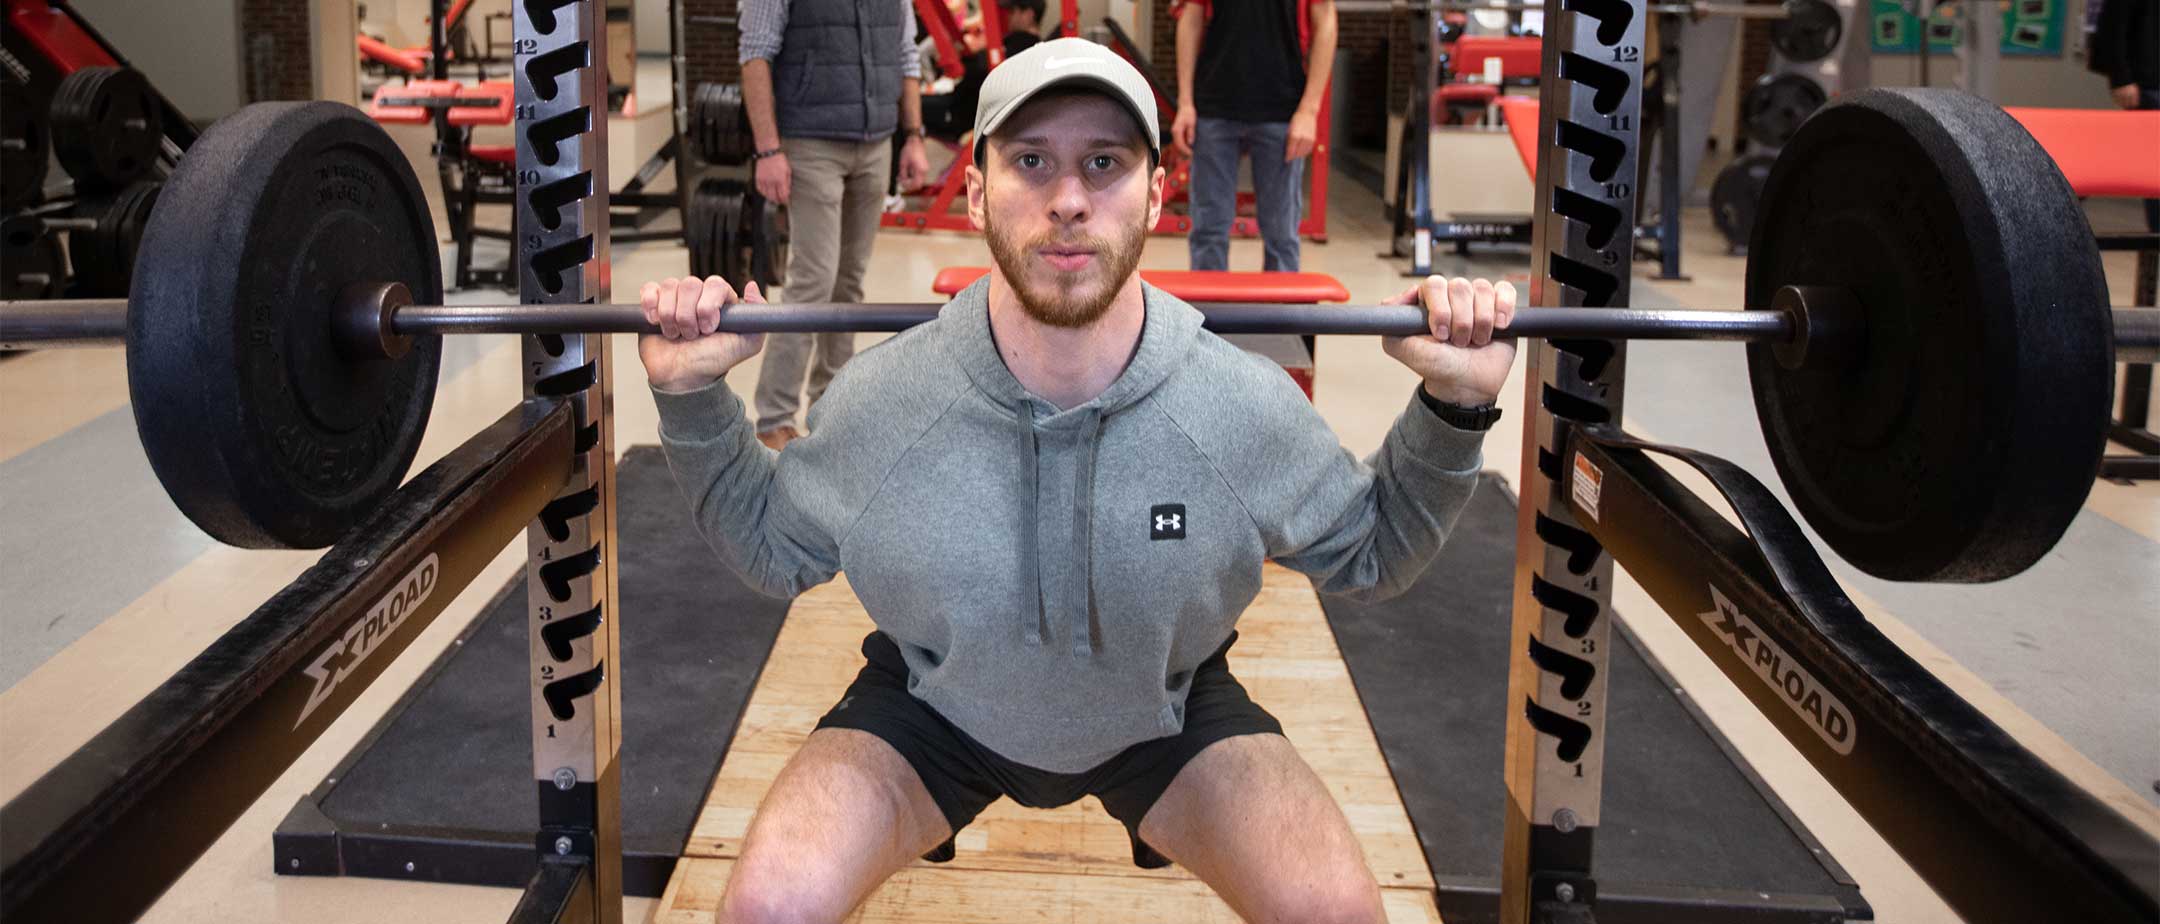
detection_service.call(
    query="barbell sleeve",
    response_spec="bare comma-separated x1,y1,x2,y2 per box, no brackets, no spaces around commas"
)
2116,307,2160,364
0,297,129,348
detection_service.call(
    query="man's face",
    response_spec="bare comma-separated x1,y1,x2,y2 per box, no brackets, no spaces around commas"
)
967,92,1165,329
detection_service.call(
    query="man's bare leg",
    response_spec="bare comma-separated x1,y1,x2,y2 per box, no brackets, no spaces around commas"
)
718,728,954,923
1137,734,1386,924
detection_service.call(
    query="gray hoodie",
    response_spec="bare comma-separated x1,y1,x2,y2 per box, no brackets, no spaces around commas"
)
653,278,1486,772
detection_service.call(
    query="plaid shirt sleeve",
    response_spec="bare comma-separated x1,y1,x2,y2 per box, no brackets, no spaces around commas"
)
899,0,922,79
738,0,787,64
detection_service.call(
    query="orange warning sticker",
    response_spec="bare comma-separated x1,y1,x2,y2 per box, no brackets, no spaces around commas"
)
1571,452,1602,522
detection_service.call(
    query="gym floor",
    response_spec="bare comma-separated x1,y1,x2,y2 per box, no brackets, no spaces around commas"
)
1,107,2155,921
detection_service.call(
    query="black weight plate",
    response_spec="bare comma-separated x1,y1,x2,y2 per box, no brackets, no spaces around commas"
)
1745,88,2112,583
1771,0,1843,63
68,181,161,296
713,184,748,283
1709,154,1773,253
1,215,65,300
50,67,163,189
732,192,758,286
128,102,443,549
2,80,50,210
1742,73,1827,149
701,83,729,164
686,177,735,278
748,193,789,290
692,82,752,166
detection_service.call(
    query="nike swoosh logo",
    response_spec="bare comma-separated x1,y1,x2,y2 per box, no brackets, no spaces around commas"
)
1041,57,1097,70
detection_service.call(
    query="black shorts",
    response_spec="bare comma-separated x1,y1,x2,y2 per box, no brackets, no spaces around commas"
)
813,630,1284,869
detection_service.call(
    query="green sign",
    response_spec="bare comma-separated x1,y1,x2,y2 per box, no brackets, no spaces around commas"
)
1869,0,2063,56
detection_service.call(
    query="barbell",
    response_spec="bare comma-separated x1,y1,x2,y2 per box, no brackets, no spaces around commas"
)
0,91,2152,587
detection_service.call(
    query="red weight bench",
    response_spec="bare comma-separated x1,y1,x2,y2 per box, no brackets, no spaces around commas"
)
1415,96,1538,257
2004,107,2160,200
1435,37,1542,125
2005,106,2160,481
367,79,517,289
366,78,461,123
932,268,1352,398
1497,96,1541,178
357,35,428,76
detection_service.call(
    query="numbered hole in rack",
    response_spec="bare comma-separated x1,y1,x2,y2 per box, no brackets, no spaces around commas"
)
541,604,604,661
1557,53,1630,115
538,545,602,602
1531,572,1601,637
543,666,605,721
1524,699,1595,761
1562,0,1636,45
1552,188,1623,250
523,43,589,103
534,361,597,397
1548,255,1620,308
540,488,600,542
1528,636,1597,700
522,0,581,36
1554,122,1625,182
1549,338,1616,381
1540,383,1612,424
529,236,596,296
524,107,591,168
528,172,593,233
1533,513,1604,575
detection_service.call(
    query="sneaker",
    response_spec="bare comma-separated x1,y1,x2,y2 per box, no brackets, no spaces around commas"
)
756,425,802,451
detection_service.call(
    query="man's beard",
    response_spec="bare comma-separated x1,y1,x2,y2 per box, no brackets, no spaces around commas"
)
984,210,1147,329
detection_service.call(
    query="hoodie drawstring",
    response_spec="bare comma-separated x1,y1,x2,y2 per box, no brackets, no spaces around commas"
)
1018,415,1048,647
1070,410,1104,655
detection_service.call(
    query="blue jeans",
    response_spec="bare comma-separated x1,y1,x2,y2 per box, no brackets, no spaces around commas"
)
1187,117,1305,272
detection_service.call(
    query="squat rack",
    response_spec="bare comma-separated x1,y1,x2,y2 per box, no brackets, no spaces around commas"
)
0,2,2155,923
1498,2,2156,923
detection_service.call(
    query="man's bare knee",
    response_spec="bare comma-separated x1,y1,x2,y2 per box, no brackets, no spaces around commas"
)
718,873,851,924
1251,876,1386,924
772,729,950,854
717,729,949,923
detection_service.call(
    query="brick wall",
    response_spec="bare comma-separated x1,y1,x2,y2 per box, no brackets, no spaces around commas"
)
685,0,743,87
239,0,314,102
1336,8,1392,146
1388,4,1416,117
1147,2,1395,146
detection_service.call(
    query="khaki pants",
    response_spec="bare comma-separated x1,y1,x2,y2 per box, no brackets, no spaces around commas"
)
752,135,893,435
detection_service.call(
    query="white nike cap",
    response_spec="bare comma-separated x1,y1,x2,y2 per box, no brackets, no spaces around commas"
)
973,37,1161,163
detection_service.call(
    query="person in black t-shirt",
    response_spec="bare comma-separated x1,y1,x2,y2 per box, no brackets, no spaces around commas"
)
1173,0,1338,272
2087,0,2158,229
999,0,1045,57
921,0,1047,141
2091,0,2157,110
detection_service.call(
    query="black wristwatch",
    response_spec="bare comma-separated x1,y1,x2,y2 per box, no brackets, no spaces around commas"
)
1416,385,1503,431
751,146,784,161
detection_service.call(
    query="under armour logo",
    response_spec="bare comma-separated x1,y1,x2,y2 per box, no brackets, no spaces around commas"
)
1150,504,1186,540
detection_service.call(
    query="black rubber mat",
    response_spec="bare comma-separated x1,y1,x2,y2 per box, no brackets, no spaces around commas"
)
1319,474,1871,924
273,446,792,897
